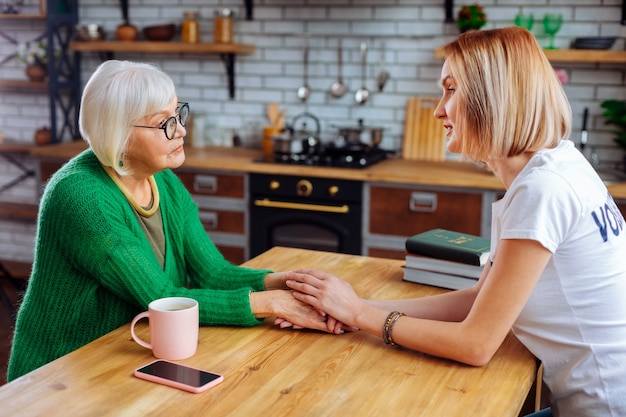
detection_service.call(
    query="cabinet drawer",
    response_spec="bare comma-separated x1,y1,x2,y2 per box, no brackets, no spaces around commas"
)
369,185,482,236
216,245,245,265
367,247,406,260
177,172,244,198
198,209,244,234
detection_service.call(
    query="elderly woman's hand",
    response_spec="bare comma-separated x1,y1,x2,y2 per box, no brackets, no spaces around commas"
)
250,289,333,332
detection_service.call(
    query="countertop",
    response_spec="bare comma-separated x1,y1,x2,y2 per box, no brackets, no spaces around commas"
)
28,141,626,198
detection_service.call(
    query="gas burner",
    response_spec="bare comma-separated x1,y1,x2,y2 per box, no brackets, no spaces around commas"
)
271,144,390,169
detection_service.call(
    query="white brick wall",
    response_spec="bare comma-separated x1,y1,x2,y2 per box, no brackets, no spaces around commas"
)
2,0,626,261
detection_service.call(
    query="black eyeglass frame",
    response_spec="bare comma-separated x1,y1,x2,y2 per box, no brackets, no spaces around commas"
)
133,102,190,140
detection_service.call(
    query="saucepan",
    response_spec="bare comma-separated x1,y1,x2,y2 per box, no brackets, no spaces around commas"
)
334,118,384,147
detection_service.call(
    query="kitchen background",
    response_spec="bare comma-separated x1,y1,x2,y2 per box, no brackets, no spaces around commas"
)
1,0,626,262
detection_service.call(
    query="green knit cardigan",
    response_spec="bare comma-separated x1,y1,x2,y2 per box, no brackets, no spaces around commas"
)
8,149,270,381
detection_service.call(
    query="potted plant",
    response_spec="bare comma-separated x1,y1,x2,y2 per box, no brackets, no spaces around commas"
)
16,40,48,82
600,99,626,171
457,4,487,33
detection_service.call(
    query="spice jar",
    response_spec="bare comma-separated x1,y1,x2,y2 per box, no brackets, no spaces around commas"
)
213,8,233,43
181,11,199,43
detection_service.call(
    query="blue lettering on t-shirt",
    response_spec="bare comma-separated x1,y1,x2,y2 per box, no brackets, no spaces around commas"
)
591,194,624,242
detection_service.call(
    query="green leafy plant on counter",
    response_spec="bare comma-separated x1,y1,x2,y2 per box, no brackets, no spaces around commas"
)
457,4,487,33
599,99,626,154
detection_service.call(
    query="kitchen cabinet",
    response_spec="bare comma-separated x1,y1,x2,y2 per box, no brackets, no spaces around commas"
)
29,143,626,264
176,170,248,265
363,182,497,260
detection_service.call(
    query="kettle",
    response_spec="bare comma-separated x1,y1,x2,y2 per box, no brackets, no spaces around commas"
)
290,112,321,154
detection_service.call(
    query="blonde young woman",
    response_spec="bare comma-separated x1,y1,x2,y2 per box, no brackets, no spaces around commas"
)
286,27,626,416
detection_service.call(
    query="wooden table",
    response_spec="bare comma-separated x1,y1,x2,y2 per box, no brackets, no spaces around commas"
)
0,247,537,416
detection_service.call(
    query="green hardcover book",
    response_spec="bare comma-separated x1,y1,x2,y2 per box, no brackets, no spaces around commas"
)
405,229,490,266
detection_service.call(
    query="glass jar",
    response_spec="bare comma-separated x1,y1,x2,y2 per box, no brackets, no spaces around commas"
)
213,8,233,43
181,11,200,43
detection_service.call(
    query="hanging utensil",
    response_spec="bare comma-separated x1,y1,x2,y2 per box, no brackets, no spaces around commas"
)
297,41,311,102
329,39,348,98
581,107,589,151
376,41,390,92
354,42,370,105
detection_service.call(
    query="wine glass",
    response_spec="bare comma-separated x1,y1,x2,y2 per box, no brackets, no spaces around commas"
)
514,13,534,31
543,14,563,49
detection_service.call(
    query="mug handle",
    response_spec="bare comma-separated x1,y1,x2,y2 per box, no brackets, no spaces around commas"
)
130,311,152,350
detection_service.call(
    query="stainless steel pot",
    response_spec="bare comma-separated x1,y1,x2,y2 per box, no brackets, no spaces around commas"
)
335,119,384,147
272,131,302,154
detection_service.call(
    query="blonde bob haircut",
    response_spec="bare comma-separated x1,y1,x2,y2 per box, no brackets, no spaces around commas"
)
441,26,571,162
79,60,176,175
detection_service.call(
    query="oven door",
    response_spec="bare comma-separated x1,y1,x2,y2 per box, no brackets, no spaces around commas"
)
249,174,362,258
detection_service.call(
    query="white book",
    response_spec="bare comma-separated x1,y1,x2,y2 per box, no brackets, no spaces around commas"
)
402,267,478,290
405,254,484,279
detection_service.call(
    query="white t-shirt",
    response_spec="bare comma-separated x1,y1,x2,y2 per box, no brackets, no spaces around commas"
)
490,140,626,417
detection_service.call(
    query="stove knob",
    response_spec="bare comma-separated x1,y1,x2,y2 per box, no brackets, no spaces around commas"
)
328,185,339,197
270,180,280,191
296,179,312,196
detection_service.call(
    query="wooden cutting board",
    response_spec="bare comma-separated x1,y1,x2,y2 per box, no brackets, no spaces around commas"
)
403,97,446,161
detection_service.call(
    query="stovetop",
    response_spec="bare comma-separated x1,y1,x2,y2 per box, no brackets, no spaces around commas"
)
263,144,392,169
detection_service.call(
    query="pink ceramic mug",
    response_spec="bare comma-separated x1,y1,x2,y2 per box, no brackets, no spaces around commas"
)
130,297,199,360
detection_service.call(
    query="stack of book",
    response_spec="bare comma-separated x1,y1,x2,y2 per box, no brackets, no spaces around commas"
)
403,228,490,290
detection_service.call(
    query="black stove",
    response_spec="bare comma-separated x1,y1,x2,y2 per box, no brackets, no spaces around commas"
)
269,143,391,169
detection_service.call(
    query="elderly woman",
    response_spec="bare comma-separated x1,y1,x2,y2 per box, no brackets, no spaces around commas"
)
8,60,330,381
286,27,626,416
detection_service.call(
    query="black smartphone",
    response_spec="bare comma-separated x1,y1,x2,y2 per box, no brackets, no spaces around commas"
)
134,359,224,393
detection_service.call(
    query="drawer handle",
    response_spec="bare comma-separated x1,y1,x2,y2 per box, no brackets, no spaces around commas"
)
409,192,437,213
199,211,218,229
193,175,217,194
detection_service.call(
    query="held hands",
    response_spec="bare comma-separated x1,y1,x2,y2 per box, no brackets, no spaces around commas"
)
251,288,352,334
266,269,358,334
285,269,362,331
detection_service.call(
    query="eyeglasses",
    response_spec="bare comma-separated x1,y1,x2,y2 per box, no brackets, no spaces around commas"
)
134,102,190,140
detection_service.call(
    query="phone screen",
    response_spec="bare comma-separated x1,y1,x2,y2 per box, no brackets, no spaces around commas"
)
136,360,222,388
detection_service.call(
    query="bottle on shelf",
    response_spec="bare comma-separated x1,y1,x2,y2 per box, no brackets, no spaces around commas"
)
213,8,233,43
182,11,200,43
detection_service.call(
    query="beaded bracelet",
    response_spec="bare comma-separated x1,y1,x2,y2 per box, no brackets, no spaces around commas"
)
382,311,406,346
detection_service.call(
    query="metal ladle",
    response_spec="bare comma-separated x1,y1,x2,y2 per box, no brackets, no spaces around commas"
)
376,41,390,92
329,39,348,98
355,42,370,105
297,42,310,102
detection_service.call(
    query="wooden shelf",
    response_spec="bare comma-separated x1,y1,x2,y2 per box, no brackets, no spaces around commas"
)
0,79,48,89
69,41,255,55
543,49,626,63
0,142,34,153
0,13,45,19
70,41,256,99
434,47,626,64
